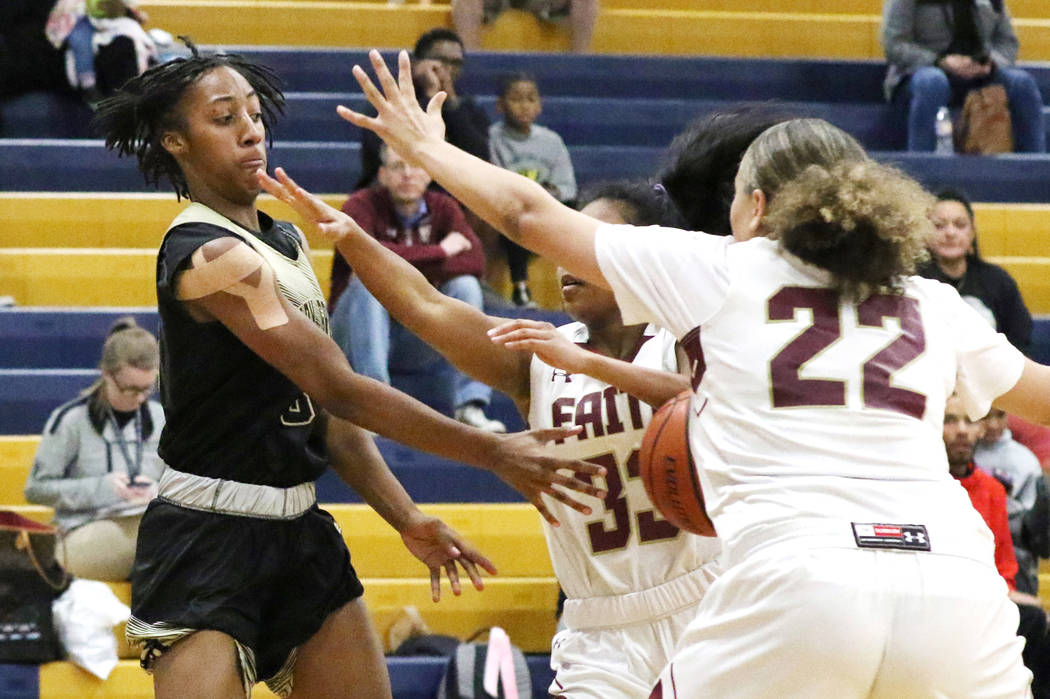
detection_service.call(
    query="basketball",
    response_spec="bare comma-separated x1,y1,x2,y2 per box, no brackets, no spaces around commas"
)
639,389,716,537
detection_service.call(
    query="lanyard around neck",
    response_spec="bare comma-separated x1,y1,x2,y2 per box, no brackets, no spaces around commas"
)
107,406,144,480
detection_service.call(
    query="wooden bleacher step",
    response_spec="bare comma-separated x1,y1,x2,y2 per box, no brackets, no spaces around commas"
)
4,194,1048,254
129,2,1050,60
0,502,553,577
5,245,1050,312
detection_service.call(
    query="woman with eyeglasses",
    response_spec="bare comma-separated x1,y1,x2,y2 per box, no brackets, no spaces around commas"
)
24,316,165,582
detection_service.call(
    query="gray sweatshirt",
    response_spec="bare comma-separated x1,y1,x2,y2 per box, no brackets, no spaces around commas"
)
24,393,166,531
489,121,577,204
880,0,1020,100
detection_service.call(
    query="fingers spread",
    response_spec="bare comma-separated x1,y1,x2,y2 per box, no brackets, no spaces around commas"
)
460,545,497,577
430,569,441,602
350,65,386,111
425,91,448,116
397,49,415,96
369,49,401,100
531,496,561,527
544,487,597,516
461,558,486,591
274,166,301,191
531,425,586,444
256,171,285,200
445,562,462,596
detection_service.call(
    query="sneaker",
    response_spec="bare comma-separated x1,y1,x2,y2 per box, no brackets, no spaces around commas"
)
455,404,507,433
511,282,538,308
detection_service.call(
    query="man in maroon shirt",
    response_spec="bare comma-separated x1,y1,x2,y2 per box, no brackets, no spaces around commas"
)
329,144,505,432
945,394,1050,696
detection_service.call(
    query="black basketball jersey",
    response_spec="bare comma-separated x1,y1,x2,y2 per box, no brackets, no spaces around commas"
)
155,203,329,487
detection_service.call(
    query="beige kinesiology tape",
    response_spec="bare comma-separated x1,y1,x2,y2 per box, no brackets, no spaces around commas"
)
176,244,290,330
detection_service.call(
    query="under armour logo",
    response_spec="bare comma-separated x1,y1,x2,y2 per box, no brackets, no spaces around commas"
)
552,369,572,382
903,531,927,544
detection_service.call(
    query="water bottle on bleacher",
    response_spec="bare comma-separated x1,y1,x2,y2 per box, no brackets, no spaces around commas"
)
935,107,954,155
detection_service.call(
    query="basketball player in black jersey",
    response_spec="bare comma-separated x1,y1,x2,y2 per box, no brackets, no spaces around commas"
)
94,44,606,698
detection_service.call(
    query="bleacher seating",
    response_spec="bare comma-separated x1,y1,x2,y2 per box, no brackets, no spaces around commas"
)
80,2,1050,59
6,194,1049,254
0,655,557,699
5,137,1050,203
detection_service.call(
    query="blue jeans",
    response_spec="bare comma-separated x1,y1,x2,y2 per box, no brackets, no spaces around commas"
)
330,274,492,410
67,16,96,88
894,65,1046,152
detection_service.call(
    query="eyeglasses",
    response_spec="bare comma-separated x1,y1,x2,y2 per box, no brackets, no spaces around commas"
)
107,372,156,397
380,160,425,174
425,55,464,69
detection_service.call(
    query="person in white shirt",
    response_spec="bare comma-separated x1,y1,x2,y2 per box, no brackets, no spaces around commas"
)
326,50,1050,696
259,173,723,697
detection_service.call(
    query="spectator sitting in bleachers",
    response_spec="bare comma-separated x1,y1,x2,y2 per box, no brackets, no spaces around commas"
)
0,0,69,101
451,0,598,53
880,0,1046,152
24,317,164,582
0,0,156,108
917,188,1032,352
47,0,154,105
330,142,506,433
1010,414,1050,472
978,407,1050,596
945,394,1050,698
489,72,576,307
358,28,489,190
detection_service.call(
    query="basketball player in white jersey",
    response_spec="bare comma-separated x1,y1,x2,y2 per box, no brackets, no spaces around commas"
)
332,50,1050,696
260,170,724,697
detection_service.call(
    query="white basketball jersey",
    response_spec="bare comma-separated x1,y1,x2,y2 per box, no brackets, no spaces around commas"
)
595,225,1027,565
528,322,722,600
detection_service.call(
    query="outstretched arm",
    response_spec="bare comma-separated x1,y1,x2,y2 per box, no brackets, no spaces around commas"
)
175,236,605,524
487,319,689,408
260,168,532,406
995,359,1050,427
337,50,608,288
325,414,496,600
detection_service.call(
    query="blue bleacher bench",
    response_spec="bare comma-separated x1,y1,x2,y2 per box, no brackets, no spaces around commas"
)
202,49,1050,105
0,655,557,699
0,308,160,369
3,138,1049,202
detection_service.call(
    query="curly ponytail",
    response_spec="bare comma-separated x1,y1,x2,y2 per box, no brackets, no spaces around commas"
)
764,161,934,300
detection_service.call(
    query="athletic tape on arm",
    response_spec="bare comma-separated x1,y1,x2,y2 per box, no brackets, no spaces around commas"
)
176,244,290,330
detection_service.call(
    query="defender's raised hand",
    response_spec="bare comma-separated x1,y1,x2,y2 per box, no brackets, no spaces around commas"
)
258,167,364,245
337,50,446,167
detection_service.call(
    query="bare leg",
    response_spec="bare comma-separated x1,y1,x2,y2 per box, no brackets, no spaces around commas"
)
569,0,598,53
288,598,392,699
152,630,246,699
451,0,485,50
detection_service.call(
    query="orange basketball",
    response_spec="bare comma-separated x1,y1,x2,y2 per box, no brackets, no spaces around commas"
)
639,389,716,537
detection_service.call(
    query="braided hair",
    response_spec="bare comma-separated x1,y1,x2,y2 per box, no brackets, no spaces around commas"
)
93,38,285,199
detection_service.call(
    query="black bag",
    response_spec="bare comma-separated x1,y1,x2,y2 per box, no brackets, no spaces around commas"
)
0,511,70,663
437,627,531,699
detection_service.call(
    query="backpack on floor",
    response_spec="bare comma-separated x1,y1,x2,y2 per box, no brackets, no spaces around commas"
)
437,626,532,699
